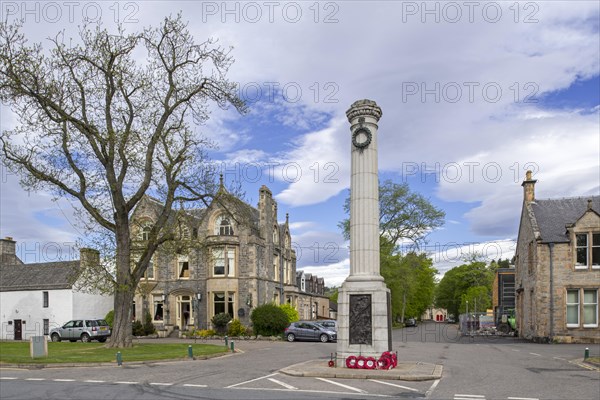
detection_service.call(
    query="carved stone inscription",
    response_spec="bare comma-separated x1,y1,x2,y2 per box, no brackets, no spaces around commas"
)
349,294,372,345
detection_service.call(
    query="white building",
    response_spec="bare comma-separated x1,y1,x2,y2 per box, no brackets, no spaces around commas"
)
0,237,113,340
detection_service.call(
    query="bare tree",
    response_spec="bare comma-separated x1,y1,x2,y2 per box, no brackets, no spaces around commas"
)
0,15,246,347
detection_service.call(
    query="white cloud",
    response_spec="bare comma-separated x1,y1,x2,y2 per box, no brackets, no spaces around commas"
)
300,258,350,288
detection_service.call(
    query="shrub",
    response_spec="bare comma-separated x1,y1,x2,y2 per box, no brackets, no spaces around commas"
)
195,329,217,338
212,312,232,334
104,310,114,328
143,311,156,335
279,304,299,324
132,320,144,336
250,303,289,336
227,319,247,336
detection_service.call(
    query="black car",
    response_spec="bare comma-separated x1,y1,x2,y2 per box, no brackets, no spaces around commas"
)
285,321,337,343
404,318,417,327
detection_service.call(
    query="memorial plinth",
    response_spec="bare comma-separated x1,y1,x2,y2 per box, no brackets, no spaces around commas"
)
337,100,391,364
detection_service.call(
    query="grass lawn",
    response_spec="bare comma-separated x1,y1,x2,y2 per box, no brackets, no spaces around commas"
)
0,341,229,364
585,356,600,366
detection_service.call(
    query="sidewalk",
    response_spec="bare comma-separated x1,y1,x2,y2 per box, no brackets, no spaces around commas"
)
280,359,443,381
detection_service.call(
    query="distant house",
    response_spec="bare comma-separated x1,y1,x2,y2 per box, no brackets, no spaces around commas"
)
296,271,330,320
422,308,448,322
0,237,113,340
515,171,600,343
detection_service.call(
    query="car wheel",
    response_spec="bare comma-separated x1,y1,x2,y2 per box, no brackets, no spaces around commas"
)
286,333,295,342
319,334,328,343
81,333,91,343
51,333,61,342
97,337,107,343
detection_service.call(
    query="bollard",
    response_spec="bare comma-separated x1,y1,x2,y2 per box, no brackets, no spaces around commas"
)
224,336,228,347
230,341,235,353
116,351,122,366
188,345,193,359
584,347,589,360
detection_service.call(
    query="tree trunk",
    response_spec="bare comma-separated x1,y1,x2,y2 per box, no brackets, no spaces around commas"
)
400,291,407,323
106,223,135,348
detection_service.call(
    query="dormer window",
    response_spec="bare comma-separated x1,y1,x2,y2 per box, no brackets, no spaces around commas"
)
141,226,151,241
215,215,234,236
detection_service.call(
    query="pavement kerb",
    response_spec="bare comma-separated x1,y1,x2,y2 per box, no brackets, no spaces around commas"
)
280,359,443,381
569,358,600,372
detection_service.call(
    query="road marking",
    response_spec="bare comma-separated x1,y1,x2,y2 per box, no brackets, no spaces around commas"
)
53,379,75,382
425,379,440,398
368,379,419,392
268,377,297,390
25,378,46,381
83,380,105,383
508,397,540,400
553,357,565,360
512,349,520,352
182,384,207,388
114,381,138,385
236,387,391,397
149,382,173,386
454,395,485,400
225,372,278,388
316,377,366,394
0,377,18,380
529,352,541,356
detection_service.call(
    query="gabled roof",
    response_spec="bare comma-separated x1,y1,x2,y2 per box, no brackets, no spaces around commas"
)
529,196,600,243
0,261,80,291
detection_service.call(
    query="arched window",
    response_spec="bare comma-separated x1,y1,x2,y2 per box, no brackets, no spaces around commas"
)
273,227,279,244
215,215,234,236
141,226,151,241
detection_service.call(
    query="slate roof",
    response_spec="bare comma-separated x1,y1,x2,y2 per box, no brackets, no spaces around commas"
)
0,260,80,291
529,196,600,243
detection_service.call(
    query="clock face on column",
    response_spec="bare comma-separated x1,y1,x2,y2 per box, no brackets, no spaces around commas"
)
352,127,372,149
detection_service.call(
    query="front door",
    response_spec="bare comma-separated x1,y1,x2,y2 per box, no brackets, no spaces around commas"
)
176,295,192,329
13,320,22,340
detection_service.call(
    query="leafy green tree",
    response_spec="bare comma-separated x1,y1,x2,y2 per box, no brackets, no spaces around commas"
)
435,261,494,318
460,286,492,314
325,287,339,303
104,310,114,329
339,180,445,247
0,16,246,348
212,312,232,334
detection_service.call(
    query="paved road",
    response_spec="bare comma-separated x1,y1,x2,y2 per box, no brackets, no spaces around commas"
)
1,323,598,399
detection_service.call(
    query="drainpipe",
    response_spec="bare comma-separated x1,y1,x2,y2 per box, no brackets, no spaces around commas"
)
548,243,554,340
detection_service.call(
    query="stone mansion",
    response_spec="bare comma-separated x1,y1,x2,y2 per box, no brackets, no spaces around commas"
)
130,181,329,335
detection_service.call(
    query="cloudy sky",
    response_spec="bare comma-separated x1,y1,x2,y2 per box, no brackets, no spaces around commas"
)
1,1,599,285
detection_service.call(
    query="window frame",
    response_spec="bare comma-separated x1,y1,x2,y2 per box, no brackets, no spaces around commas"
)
592,233,600,269
214,215,234,236
583,289,598,328
574,232,600,270
43,291,49,308
566,289,580,328
178,255,190,279
153,295,165,322
575,233,588,269
212,247,235,277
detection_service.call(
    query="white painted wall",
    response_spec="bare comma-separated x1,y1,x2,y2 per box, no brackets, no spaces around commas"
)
0,289,72,340
72,290,113,320
0,289,114,340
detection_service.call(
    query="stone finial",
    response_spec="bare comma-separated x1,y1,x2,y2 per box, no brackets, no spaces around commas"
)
346,99,382,123
219,173,224,188
286,213,289,224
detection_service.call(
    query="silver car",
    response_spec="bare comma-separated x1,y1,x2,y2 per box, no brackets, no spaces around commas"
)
285,321,337,343
49,319,111,343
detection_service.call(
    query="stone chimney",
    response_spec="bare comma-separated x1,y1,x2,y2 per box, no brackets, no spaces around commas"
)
0,236,16,257
79,248,100,269
258,185,273,238
521,170,537,203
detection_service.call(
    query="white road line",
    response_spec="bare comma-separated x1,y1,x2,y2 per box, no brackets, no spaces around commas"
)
454,395,485,399
237,387,391,397
182,384,208,388
368,379,420,392
512,349,520,352
316,377,366,394
0,377,18,380
149,382,173,386
553,357,566,360
53,379,75,382
114,381,138,385
508,397,540,400
83,380,105,383
425,379,440,398
529,352,541,356
225,372,278,388
267,377,297,390
25,378,46,381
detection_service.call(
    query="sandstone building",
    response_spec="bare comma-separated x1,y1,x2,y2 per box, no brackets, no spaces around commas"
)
130,181,329,335
515,171,599,343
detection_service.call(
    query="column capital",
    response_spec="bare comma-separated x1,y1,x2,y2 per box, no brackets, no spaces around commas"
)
346,99,382,123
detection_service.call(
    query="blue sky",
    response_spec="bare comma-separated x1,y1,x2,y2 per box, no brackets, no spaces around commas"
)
1,1,599,285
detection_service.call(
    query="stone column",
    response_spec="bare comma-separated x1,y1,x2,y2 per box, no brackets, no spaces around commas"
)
336,100,391,365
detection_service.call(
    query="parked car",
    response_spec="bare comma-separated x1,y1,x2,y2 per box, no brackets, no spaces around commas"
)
404,318,417,327
315,320,337,331
49,319,111,343
446,317,456,324
285,321,337,343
